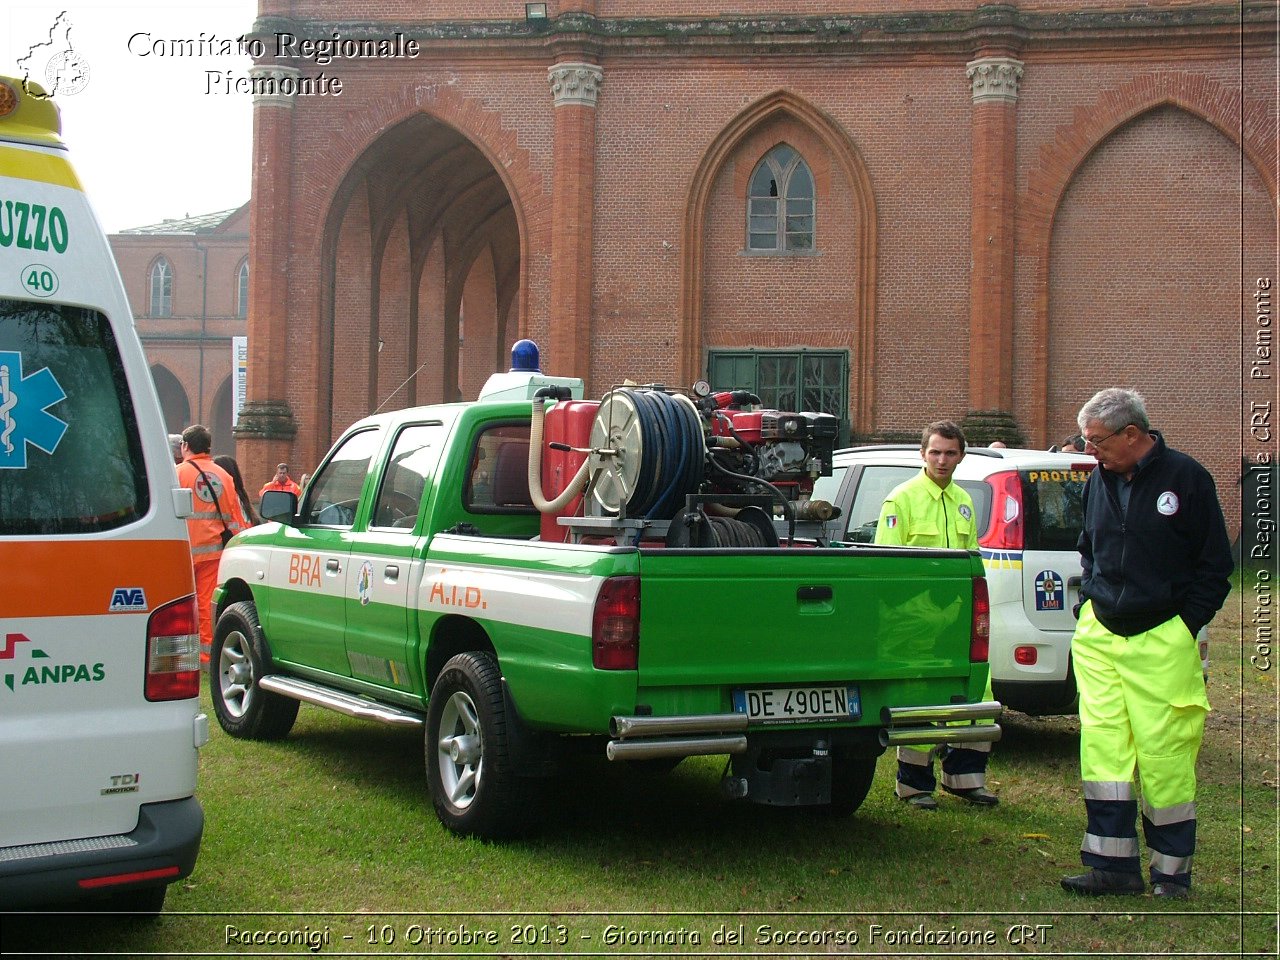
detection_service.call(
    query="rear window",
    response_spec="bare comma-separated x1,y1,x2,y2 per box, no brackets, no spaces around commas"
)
841,464,991,543
0,299,148,535
1021,467,1090,551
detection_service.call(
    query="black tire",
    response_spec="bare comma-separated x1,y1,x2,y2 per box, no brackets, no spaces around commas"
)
425,652,533,838
210,600,299,740
828,756,878,817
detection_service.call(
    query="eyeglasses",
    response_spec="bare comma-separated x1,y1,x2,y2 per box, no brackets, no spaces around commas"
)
1083,427,1127,448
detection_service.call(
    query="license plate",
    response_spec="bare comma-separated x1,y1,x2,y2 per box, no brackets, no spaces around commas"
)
732,685,861,725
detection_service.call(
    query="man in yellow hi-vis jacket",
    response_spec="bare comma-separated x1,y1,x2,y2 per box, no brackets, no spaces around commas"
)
1061,389,1231,899
876,420,997,810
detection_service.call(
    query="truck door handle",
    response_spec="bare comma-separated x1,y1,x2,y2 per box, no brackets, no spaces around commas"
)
797,586,833,602
384,565,399,581
1067,576,1082,589
326,559,341,573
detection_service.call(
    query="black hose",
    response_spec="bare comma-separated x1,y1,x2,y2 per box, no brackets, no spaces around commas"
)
705,453,796,545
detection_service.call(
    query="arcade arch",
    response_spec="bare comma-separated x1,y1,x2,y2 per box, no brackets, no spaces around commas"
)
318,114,520,443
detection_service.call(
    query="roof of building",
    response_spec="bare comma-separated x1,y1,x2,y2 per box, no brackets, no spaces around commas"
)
118,204,248,236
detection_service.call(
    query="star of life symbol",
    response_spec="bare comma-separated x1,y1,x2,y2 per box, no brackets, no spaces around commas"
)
0,352,68,469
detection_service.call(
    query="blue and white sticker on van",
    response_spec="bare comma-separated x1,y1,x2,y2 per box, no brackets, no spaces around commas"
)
1034,570,1065,612
108,587,148,613
0,351,67,469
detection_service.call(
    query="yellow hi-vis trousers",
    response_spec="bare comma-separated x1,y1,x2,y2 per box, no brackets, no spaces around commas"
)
1073,601,1208,887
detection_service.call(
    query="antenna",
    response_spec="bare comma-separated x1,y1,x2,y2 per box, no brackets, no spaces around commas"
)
373,361,431,415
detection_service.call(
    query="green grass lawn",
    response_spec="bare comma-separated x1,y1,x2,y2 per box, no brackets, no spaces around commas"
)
5,592,1277,957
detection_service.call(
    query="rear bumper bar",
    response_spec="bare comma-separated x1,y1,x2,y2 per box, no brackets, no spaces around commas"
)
0,796,203,909
608,712,749,761
878,700,1004,747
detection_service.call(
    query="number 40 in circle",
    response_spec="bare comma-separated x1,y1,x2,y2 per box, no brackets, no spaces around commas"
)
21,264,60,299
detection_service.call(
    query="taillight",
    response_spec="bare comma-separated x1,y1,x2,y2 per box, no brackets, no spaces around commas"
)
971,577,990,663
145,596,200,701
592,576,639,670
981,470,1024,550
1014,645,1038,665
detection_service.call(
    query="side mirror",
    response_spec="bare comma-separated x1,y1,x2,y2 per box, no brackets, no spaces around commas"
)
260,489,298,525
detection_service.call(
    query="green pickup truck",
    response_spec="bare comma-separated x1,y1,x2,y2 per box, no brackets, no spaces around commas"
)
212,355,998,838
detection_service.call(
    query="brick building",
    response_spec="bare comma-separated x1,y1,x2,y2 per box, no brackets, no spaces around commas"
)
235,2,1278,529
109,205,250,458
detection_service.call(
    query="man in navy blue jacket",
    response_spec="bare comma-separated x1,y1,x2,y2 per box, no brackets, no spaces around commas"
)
1061,388,1232,899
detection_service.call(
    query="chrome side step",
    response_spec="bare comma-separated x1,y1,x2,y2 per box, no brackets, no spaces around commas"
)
258,675,424,728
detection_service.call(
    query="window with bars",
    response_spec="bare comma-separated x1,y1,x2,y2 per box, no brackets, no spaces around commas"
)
236,260,249,319
746,144,815,253
706,349,848,443
149,258,172,318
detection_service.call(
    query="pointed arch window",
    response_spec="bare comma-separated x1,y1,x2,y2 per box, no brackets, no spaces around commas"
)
236,260,249,318
149,258,173,317
747,145,815,253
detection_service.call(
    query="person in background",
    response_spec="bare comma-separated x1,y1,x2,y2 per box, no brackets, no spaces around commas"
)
168,434,183,465
1060,388,1231,899
874,420,998,810
177,425,248,664
1060,434,1087,453
260,462,302,499
214,454,260,527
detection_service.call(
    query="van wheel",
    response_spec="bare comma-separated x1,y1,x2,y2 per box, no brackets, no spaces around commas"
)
211,601,298,740
828,756,877,817
425,653,533,838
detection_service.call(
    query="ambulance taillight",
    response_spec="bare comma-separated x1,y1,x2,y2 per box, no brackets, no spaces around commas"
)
145,597,201,701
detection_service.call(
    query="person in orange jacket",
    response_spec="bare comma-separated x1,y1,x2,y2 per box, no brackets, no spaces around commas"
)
177,425,248,664
259,462,302,499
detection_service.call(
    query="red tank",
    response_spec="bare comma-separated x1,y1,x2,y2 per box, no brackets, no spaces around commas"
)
539,400,599,542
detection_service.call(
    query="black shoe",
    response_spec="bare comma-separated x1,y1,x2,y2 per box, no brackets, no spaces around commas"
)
899,793,938,810
1060,869,1145,896
943,785,999,806
1152,882,1190,899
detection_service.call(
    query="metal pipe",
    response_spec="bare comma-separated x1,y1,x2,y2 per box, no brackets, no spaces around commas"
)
610,713,749,738
880,723,1003,748
606,735,748,761
880,700,1003,726
259,675,424,727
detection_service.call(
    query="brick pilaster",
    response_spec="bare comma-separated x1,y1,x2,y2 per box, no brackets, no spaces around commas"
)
236,64,299,486
546,60,601,385
967,55,1022,412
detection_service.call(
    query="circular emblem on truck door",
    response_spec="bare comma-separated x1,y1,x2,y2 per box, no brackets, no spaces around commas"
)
1156,491,1180,516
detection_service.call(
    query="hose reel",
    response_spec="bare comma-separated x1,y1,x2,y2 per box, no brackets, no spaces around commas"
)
589,388,705,521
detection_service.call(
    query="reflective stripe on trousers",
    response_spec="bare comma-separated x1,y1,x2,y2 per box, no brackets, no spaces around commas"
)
1073,602,1206,885
895,672,993,798
896,742,990,797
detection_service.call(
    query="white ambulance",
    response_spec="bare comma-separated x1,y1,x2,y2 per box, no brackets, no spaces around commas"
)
0,77,205,913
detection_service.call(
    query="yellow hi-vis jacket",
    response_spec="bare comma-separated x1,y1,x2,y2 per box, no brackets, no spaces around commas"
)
874,468,979,550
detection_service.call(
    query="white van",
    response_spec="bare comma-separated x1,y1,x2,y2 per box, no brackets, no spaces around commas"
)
814,444,1095,716
0,77,206,912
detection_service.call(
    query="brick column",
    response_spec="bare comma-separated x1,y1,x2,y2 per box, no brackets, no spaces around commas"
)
546,60,601,384
966,55,1023,414
235,64,299,485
